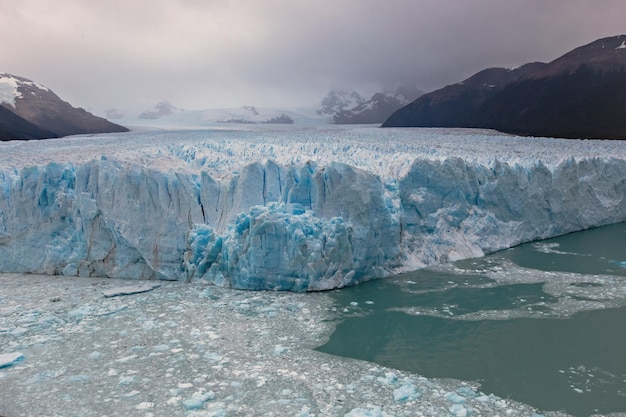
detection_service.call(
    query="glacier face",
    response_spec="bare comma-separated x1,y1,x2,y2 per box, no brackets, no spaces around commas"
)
0,126,625,291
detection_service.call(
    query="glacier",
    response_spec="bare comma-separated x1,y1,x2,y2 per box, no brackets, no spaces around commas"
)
0,126,625,291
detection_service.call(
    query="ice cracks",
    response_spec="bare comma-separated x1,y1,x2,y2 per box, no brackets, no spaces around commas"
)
185,160,398,290
0,134,625,291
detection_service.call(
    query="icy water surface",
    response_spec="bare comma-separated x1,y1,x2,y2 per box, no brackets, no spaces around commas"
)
1,276,549,416
318,222,626,417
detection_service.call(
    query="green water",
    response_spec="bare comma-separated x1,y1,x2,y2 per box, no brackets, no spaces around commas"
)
317,222,626,416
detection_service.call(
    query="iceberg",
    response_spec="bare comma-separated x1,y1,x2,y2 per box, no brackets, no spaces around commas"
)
0,126,625,290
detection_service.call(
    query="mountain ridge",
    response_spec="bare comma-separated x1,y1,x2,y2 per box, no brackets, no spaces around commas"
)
383,35,626,140
320,86,423,124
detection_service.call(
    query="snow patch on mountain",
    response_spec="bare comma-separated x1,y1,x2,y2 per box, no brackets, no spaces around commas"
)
0,73,49,108
317,90,365,117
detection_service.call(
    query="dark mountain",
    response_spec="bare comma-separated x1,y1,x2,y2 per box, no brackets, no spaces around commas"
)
383,64,545,127
0,105,56,140
0,73,128,140
383,35,626,140
333,85,424,124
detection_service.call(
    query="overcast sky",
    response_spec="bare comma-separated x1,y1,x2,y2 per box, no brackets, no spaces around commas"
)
1,0,625,115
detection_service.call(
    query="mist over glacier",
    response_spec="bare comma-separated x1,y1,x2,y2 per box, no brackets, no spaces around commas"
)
0,126,625,291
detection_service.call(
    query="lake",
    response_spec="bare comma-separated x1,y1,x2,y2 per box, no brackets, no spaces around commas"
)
317,222,626,417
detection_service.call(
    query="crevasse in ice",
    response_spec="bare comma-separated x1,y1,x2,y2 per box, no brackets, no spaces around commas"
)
0,127,625,290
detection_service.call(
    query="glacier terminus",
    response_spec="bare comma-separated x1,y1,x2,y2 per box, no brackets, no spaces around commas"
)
0,125,625,291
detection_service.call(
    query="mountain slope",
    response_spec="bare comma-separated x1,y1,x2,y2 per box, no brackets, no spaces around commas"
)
384,35,626,140
1,73,128,140
479,64,626,139
384,64,545,127
0,105,56,140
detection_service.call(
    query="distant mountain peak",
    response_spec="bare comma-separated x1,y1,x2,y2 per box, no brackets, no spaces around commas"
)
139,100,178,119
330,85,424,125
317,90,365,116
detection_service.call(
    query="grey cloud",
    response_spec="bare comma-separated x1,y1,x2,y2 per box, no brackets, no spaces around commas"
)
1,0,625,113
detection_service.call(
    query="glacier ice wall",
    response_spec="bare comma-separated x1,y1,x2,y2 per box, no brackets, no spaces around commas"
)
0,130,625,291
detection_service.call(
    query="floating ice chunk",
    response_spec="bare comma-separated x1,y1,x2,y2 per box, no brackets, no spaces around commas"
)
182,389,216,410
376,371,399,386
66,374,89,382
116,354,138,363
9,326,28,336
344,406,392,417
67,306,92,318
102,283,161,298
455,386,478,398
610,260,626,268
187,406,225,417
273,345,289,355
118,375,135,386
135,402,154,410
123,390,141,398
88,351,101,359
0,351,24,368
445,391,467,404
296,406,313,417
167,396,181,405
449,404,468,417
393,381,421,402
141,320,157,330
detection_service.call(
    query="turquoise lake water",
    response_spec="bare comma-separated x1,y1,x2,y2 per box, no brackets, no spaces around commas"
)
317,222,626,416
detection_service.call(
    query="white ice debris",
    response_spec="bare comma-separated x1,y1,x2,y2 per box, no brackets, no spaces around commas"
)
102,283,161,297
0,273,551,417
393,382,421,402
182,389,216,410
0,126,624,291
0,352,24,368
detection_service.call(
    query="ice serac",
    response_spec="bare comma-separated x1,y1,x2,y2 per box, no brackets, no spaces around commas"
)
0,136,625,291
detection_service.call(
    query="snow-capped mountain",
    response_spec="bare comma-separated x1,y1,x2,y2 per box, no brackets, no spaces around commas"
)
333,85,423,124
384,35,626,139
0,73,128,140
317,90,365,117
